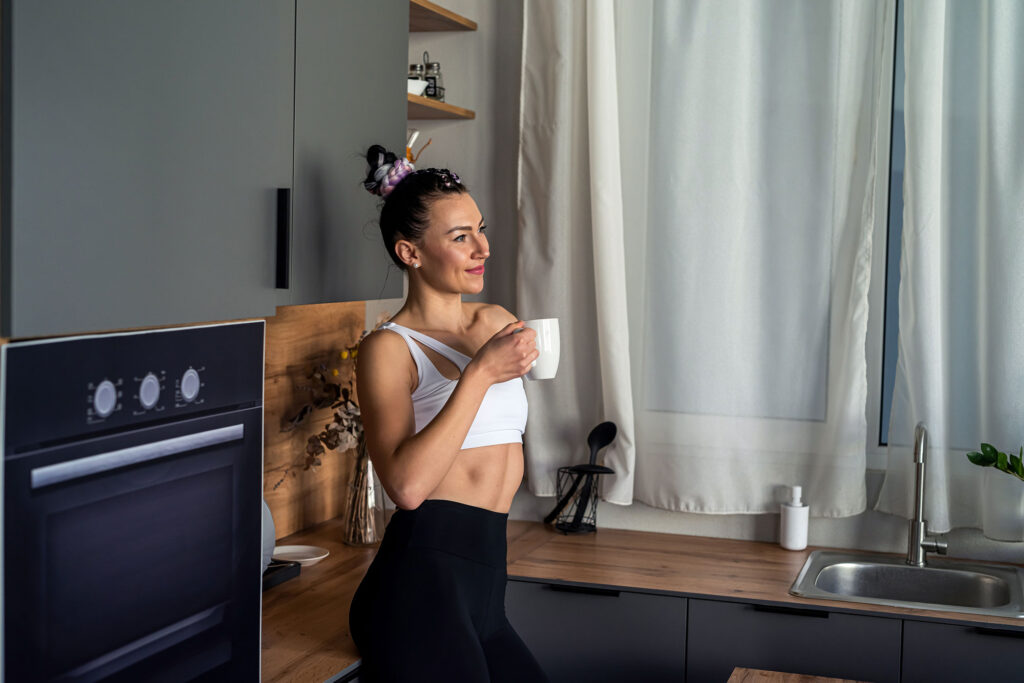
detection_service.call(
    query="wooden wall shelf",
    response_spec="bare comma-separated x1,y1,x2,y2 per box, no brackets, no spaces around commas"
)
410,0,477,32
407,93,475,120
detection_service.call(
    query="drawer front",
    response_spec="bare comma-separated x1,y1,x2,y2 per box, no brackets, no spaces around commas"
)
902,620,1024,682
687,599,900,683
506,580,686,683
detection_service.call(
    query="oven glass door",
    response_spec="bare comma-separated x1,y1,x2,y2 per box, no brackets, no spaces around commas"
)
4,407,261,682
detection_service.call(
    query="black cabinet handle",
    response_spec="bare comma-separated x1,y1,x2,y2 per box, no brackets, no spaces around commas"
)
751,603,830,619
972,626,1024,639
275,188,291,289
547,583,621,598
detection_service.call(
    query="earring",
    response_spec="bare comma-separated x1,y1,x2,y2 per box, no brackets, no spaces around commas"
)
412,263,421,269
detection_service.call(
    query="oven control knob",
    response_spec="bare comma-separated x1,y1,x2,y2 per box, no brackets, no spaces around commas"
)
139,373,160,409
93,380,117,418
181,368,201,402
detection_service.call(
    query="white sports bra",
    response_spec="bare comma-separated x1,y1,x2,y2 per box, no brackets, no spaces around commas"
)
379,322,528,449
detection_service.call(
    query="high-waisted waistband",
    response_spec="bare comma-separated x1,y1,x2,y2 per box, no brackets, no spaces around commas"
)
382,499,509,568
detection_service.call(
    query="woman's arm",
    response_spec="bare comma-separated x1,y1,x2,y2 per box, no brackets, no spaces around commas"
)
357,318,537,510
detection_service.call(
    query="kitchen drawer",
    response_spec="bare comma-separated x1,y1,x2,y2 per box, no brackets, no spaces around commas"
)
901,619,1024,682
686,598,900,683
506,579,686,683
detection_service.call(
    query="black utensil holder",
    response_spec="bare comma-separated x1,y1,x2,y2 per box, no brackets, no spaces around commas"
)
553,466,600,534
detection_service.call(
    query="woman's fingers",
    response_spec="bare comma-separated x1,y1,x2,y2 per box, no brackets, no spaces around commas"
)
496,320,527,338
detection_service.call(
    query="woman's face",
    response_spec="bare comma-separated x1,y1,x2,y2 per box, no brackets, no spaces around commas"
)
411,193,489,294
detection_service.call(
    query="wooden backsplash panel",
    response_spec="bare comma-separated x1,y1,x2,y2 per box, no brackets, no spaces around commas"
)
264,301,366,539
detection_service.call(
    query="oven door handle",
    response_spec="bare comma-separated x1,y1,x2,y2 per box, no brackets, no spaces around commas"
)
31,424,245,489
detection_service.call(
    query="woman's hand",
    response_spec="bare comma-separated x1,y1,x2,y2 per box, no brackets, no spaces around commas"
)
466,321,540,385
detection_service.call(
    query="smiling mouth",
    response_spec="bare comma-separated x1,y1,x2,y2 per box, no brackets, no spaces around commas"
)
466,265,485,275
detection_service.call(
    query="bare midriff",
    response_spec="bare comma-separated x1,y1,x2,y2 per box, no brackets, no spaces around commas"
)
426,441,524,513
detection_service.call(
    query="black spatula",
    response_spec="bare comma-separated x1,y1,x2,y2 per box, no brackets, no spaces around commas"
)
544,421,617,525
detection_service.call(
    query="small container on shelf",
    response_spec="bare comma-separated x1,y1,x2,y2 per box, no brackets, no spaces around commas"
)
422,51,445,102
408,63,428,96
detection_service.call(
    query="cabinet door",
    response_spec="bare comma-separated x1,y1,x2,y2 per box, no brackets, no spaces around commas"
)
506,579,686,683
2,1,294,338
902,620,1024,682
291,0,407,305
686,599,901,683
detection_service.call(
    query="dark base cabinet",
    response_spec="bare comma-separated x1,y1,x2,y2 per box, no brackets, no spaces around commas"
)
902,620,1024,682
506,579,686,683
502,577,1024,683
686,598,902,683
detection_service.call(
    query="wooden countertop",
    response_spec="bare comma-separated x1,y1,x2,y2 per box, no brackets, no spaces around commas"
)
262,519,1024,682
261,517,374,682
505,524,1024,627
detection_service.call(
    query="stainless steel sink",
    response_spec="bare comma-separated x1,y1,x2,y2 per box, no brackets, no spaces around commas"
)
791,550,1024,618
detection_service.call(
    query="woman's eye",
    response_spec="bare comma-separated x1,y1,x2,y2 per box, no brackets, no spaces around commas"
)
454,235,466,242
479,225,487,233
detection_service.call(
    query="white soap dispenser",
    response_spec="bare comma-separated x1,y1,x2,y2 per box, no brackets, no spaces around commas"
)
780,485,809,551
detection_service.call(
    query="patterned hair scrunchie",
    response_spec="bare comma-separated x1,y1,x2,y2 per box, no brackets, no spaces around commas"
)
372,156,416,197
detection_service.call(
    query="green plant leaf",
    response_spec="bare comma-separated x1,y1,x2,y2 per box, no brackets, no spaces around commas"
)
1012,454,1023,476
981,443,999,459
967,450,996,467
997,450,1009,472
1016,454,1024,477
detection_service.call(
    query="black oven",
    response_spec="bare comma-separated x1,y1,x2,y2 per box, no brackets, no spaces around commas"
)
2,322,264,682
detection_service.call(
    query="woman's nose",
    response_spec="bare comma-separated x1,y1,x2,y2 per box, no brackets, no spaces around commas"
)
475,235,489,258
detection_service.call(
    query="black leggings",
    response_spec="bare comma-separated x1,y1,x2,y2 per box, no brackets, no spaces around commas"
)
349,499,549,682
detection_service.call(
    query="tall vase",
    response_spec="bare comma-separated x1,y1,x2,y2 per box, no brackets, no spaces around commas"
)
981,468,1024,542
343,438,381,545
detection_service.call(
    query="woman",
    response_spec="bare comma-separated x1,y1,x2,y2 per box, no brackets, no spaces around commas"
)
349,145,550,682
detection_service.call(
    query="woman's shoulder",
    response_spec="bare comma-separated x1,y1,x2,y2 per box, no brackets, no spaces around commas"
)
468,302,518,332
358,325,412,359
356,326,417,386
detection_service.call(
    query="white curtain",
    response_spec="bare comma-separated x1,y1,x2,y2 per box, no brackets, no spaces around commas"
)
876,0,1024,532
633,0,889,516
518,0,891,515
517,0,637,503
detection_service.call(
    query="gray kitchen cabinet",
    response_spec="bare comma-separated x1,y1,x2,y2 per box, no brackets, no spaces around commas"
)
2,0,294,338
505,579,687,683
2,0,407,339
901,619,1024,682
686,598,901,683
290,0,406,305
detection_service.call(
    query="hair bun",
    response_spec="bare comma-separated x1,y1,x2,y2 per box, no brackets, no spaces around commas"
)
363,144,415,197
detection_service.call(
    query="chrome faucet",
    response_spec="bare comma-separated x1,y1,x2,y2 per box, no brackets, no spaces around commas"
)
906,422,948,566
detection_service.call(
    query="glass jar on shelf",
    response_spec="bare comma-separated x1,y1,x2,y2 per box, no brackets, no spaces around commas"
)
422,51,445,102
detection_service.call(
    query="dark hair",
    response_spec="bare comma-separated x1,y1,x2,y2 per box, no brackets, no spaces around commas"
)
363,144,468,269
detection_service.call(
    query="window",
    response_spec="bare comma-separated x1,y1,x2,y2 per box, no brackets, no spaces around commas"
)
879,0,905,447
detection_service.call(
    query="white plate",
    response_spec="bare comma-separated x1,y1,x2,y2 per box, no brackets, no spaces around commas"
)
272,545,330,567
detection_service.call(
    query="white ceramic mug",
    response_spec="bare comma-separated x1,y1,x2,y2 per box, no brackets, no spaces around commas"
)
521,318,559,380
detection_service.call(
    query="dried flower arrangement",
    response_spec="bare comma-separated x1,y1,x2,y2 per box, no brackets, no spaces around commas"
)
274,333,380,545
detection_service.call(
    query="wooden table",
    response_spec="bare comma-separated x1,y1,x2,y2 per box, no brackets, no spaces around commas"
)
729,668,866,683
